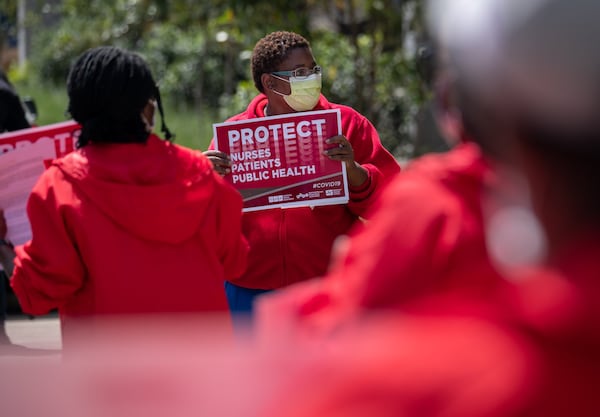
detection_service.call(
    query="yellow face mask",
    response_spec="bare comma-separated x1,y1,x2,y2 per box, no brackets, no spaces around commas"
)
272,73,322,112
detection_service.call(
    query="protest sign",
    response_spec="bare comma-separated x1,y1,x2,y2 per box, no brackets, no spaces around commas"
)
0,121,80,245
213,109,348,212
0,120,81,159
0,139,56,246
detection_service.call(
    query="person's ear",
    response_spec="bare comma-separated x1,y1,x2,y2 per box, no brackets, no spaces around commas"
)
141,99,156,133
261,73,273,91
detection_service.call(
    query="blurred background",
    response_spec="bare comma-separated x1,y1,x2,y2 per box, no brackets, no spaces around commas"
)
1,0,447,159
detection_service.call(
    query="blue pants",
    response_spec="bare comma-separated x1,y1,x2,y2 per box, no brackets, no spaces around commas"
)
224,282,273,337
224,281,272,314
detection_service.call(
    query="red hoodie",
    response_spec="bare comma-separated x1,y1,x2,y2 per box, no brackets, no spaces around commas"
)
259,239,600,417
11,135,248,338
210,94,401,290
256,142,506,337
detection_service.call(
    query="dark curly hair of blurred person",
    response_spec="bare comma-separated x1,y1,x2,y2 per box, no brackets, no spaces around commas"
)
251,31,311,93
67,45,172,147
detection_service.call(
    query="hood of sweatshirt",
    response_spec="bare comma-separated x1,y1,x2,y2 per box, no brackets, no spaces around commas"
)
53,134,218,245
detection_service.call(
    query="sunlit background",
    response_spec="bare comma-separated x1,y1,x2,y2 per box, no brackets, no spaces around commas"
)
0,0,444,160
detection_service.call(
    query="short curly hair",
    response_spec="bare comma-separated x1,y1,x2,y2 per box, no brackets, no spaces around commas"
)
251,31,311,93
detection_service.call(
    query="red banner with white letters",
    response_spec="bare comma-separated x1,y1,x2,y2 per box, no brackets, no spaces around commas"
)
0,121,81,246
0,120,81,159
213,109,348,212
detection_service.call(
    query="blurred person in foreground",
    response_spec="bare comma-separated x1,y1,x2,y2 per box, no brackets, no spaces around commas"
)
204,31,400,315
255,0,600,416
8,46,248,350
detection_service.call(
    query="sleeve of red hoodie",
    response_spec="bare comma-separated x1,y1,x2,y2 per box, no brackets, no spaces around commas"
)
10,169,86,315
342,108,401,217
211,172,249,281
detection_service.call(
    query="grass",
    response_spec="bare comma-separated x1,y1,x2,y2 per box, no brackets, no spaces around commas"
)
14,79,68,126
13,78,218,151
159,101,219,150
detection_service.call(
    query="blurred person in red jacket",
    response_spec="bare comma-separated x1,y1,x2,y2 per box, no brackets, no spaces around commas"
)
8,46,248,349
254,0,600,416
204,31,400,315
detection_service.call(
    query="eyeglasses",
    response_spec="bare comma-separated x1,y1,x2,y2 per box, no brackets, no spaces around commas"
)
271,66,322,79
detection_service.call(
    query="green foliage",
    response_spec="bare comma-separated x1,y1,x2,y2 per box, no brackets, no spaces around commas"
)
14,76,69,126
158,98,218,150
31,0,157,83
309,1,429,156
0,0,18,45
218,79,258,121
21,0,429,158
139,24,249,108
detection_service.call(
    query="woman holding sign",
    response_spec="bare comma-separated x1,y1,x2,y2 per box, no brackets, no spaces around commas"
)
205,31,400,315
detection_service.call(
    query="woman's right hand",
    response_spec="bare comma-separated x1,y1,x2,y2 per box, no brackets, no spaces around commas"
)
203,150,231,176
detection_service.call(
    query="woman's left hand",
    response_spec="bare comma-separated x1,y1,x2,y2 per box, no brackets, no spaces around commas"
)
324,135,368,188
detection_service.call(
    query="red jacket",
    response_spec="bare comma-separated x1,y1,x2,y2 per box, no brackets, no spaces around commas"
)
256,142,505,336
210,94,400,289
11,135,248,337
259,238,600,417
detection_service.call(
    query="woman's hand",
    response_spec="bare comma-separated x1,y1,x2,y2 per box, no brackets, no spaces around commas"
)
203,150,231,176
324,136,368,188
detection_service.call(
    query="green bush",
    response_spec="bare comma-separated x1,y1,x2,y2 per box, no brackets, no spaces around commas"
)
24,0,429,158
14,77,69,126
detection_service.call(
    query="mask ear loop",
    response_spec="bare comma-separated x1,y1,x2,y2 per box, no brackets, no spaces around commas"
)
154,85,174,141
268,74,291,98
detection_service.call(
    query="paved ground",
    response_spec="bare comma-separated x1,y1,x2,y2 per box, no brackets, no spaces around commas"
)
1,313,62,358
5,313,61,349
